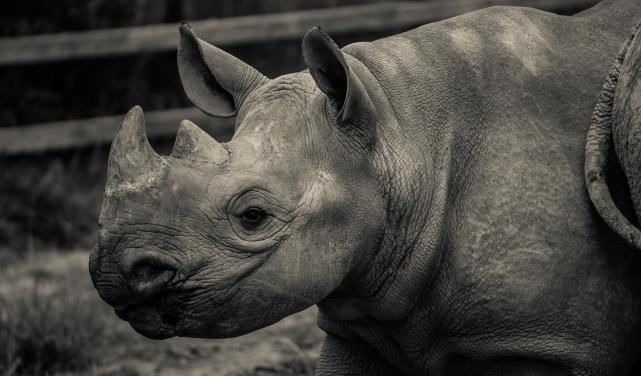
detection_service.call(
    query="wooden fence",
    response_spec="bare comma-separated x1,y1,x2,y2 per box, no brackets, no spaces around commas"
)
0,0,599,154
0,108,235,154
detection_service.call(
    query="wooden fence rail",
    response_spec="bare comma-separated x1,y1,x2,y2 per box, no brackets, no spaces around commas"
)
0,0,597,66
0,108,234,154
0,0,599,154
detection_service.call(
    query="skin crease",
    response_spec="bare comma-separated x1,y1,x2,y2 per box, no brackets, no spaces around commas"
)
88,0,641,375
615,26,641,216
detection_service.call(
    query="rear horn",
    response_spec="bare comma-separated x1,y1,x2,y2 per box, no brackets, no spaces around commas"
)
171,119,228,163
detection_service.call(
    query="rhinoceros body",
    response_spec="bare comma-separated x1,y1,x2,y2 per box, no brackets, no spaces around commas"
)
90,1,641,374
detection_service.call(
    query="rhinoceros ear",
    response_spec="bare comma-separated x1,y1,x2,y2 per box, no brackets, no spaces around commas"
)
302,26,376,145
178,23,267,117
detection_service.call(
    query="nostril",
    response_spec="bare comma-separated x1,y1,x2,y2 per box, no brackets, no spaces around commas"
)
128,261,176,298
132,263,171,283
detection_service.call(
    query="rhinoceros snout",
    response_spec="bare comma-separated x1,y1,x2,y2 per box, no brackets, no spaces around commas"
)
90,247,178,309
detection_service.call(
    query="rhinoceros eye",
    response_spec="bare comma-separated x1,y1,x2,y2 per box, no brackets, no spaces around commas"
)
228,189,287,242
239,207,267,231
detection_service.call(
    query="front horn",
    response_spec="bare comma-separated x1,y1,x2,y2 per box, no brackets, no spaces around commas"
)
105,106,164,192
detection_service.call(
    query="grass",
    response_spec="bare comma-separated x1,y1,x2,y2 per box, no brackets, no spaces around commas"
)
1,281,107,375
0,252,129,375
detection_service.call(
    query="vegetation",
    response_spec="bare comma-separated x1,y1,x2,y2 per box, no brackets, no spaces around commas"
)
1,280,110,374
0,252,130,375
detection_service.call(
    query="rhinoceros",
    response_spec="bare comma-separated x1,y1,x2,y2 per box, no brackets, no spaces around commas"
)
90,0,641,374
586,16,641,252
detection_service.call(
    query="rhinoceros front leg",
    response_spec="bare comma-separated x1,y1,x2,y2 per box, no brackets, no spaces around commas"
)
315,334,402,376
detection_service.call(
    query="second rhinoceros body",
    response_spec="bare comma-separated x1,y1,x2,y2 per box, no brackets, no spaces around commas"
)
90,1,641,374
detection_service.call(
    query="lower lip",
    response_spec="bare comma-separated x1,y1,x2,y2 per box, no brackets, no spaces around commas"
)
115,302,161,322
116,304,177,339
114,305,137,321
115,302,180,337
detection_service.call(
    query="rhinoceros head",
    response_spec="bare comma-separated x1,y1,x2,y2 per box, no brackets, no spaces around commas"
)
89,25,385,339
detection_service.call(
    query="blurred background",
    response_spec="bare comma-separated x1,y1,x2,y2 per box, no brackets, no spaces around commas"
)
0,0,599,375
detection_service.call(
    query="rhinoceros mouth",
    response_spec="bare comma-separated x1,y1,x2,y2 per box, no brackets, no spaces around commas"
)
115,298,182,339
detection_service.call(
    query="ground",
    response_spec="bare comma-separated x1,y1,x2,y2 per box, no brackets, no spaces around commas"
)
0,251,324,376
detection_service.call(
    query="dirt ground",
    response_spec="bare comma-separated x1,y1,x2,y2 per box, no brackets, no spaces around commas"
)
0,251,324,376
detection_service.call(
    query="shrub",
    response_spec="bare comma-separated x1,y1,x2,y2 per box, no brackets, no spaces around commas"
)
0,267,113,375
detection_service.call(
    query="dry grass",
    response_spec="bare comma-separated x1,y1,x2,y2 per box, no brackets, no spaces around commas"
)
1,283,109,374
0,252,126,375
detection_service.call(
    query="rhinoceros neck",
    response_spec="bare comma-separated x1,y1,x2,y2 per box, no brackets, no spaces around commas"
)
316,52,452,322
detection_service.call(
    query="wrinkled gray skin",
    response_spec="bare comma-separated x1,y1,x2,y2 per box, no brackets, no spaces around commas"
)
615,24,641,218
90,1,641,374
585,18,641,251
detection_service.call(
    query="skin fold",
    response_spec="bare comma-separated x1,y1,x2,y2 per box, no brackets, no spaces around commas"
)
90,1,641,374
585,16,641,251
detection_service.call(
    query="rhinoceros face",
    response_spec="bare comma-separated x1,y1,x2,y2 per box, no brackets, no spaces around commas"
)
89,25,385,339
